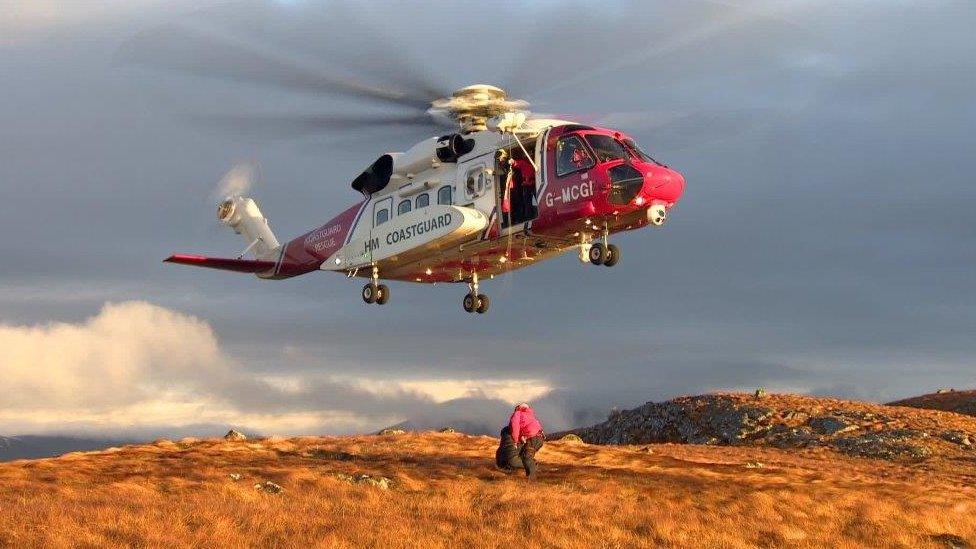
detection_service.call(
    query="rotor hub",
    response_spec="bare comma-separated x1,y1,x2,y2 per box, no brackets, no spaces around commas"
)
430,84,529,133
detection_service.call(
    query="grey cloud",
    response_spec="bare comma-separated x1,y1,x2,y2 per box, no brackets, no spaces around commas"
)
2,0,975,437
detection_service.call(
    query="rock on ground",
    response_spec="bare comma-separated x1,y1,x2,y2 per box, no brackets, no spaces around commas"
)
254,481,283,494
560,393,976,462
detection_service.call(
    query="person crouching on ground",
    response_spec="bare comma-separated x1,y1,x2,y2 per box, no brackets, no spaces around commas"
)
509,402,545,477
495,425,523,472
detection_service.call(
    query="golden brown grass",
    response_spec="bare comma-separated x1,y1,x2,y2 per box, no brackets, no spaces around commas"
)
889,389,976,417
0,432,974,548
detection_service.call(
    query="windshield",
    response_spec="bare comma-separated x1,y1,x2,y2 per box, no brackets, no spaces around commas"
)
584,134,629,163
622,138,663,166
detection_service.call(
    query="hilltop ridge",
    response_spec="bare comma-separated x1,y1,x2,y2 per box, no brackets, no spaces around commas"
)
563,392,976,462
889,389,976,417
1,393,975,547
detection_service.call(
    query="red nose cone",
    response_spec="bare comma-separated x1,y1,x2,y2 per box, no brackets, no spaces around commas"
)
646,167,684,205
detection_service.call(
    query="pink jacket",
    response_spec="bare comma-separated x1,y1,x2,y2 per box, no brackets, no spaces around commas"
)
509,406,543,443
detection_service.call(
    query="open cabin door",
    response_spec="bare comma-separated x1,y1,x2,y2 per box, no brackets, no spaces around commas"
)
498,134,542,234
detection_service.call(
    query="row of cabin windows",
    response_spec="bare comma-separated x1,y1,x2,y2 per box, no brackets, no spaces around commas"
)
375,185,453,227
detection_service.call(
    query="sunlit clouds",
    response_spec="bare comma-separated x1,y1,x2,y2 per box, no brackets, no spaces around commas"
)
0,301,551,435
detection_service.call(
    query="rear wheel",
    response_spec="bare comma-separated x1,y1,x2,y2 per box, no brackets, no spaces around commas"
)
604,244,620,267
362,283,378,304
589,243,606,265
462,293,476,313
476,294,490,314
376,284,390,304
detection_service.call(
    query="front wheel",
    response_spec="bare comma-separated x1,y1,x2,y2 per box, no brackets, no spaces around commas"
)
476,294,490,314
604,244,620,267
589,243,606,265
362,283,378,304
463,293,476,313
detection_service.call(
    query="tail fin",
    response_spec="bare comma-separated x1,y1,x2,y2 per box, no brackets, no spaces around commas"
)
217,196,280,260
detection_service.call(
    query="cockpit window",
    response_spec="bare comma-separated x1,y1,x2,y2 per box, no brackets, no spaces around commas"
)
556,135,595,176
585,134,629,163
623,138,663,166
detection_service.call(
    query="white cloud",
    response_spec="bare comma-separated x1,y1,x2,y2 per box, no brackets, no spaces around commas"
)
0,301,228,410
363,378,553,405
0,302,551,436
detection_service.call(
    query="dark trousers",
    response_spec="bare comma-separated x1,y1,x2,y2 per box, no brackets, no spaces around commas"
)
519,435,544,477
521,186,536,221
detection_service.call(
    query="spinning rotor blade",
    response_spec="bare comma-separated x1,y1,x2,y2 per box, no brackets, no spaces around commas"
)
118,21,438,112
212,161,260,201
504,1,805,100
594,109,773,152
189,112,445,137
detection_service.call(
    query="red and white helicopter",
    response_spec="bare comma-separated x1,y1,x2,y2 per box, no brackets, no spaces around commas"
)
165,84,685,313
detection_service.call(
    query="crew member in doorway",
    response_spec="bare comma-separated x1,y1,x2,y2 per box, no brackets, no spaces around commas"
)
496,149,514,224
511,154,536,223
509,402,545,477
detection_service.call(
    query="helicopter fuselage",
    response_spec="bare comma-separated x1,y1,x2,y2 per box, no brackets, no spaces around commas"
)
167,119,684,311
273,120,684,282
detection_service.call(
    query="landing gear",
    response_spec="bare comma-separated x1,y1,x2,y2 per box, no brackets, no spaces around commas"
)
462,293,489,313
604,244,620,267
475,294,490,314
362,283,378,304
362,266,390,305
588,242,606,265
462,272,490,314
583,226,620,267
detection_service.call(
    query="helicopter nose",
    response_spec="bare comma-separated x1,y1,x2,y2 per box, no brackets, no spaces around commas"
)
641,167,684,205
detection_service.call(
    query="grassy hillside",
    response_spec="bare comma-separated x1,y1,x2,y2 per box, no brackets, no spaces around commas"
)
889,389,976,418
0,429,974,547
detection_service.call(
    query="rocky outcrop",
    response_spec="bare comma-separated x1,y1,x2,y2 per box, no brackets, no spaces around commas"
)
224,430,247,441
564,393,976,462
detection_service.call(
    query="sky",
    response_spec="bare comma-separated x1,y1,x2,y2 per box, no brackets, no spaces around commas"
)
1,0,974,438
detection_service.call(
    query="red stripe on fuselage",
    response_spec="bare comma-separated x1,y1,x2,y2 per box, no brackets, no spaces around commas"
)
274,200,365,278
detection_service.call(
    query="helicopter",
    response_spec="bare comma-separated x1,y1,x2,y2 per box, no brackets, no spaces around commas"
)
112,1,779,313
165,82,684,314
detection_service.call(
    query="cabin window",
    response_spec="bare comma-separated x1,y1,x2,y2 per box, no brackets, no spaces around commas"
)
584,134,629,163
397,199,412,215
465,168,487,198
415,192,430,209
375,207,389,226
437,185,453,205
556,135,595,176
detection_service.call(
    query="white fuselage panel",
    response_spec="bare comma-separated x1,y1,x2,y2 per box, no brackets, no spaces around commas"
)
323,204,487,270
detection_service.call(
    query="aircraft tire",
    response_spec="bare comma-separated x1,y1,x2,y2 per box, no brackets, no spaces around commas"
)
376,284,390,305
362,283,378,304
476,294,490,314
604,244,620,267
589,243,606,265
463,293,477,313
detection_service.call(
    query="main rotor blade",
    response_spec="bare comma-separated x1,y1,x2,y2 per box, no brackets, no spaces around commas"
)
503,1,806,101
118,21,434,111
187,112,444,137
